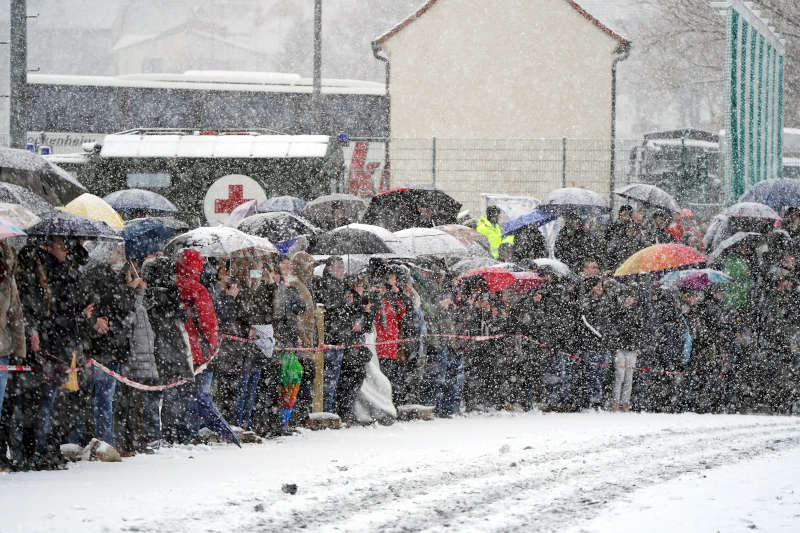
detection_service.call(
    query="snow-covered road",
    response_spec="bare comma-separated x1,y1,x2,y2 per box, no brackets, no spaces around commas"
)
5,412,800,532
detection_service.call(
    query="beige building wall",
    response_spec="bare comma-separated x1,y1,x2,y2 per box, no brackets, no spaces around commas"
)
379,0,623,214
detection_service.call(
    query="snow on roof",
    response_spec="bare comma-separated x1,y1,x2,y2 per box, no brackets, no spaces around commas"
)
100,132,331,159
646,139,720,150
373,0,629,46
27,72,385,96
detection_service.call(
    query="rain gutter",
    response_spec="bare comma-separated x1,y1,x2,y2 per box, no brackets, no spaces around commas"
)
371,41,391,177
610,41,631,211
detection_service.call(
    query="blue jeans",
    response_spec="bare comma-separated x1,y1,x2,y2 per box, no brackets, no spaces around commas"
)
582,351,610,406
0,356,8,416
185,371,214,434
323,348,345,412
544,351,572,408
93,365,118,445
142,391,162,443
432,347,464,416
234,368,262,428
36,385,59,455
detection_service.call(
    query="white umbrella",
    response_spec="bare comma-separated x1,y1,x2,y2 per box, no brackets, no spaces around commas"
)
723,201,781,220
393,227,469,256
165,226,277,257
0,202,41,229
334,223,413,255
225,199,259,227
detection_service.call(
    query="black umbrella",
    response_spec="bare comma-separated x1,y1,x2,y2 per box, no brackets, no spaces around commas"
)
710,232,761,262
237,212,320,243
614,183,681,213
0,182,53,214
301,193,367,230
0,147,86,205
27,210,122,240
307,228,393,255
362,185,462,231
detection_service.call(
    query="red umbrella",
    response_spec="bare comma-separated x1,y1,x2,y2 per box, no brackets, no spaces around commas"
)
456,266,541,293
509,271,543,294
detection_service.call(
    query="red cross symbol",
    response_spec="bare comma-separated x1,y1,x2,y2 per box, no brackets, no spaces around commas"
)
214,184,253,214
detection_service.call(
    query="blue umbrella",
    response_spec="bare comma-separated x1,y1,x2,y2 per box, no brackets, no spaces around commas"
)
502,210,556,237
122,218,178,262
258,195,307,213
191,392,241,447
275,237,299,254
739,179,800,211
660,268,731,288
26,210,122,240
103,189,178,215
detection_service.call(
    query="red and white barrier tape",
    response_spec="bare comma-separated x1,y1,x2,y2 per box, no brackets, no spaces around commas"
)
1,331,718,390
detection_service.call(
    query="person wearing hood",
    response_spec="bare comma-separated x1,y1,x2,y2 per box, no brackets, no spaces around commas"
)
175,249,219,436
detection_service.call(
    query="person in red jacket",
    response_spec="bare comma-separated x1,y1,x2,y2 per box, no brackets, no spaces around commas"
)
176,249,219,366
374,266,407,406
176,249,220,437
667,209,705,250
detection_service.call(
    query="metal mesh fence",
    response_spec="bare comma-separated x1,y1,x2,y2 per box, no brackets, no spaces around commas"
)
350,137,650,216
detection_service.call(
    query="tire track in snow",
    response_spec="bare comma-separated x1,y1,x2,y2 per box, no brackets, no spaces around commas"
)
253,420,800,532
124,419,800,533
314,421,800,532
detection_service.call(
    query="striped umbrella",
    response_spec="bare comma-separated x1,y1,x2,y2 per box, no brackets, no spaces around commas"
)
614,244,708,277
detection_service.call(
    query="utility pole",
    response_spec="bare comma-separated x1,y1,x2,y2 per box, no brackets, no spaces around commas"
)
9,0,28,149
311,0,322,132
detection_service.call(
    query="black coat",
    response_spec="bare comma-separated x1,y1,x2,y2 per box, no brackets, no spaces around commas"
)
16,246,86,359
513,225,547,262
82,263,136,366
141,256,193,380
315,272,347,345
554,227,601,272
607,300,645,352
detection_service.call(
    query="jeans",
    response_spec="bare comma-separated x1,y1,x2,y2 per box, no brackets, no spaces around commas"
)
185,370,214,434
323,348,345,412
432,347,464,416
93,365,119,445
0,356,8,416
581,351,610,407
234,368,262,428
36,385,59,455
613,350,638,404
544,351,572,408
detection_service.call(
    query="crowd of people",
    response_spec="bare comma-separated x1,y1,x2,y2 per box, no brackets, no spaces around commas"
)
0,199,798,472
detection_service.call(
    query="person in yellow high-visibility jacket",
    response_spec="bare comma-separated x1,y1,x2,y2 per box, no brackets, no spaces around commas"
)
476,206,513,259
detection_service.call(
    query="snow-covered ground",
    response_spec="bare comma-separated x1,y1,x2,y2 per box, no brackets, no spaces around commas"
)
4,412,800,532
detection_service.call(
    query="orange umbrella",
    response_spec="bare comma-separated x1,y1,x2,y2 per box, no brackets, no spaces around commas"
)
614,243,708,276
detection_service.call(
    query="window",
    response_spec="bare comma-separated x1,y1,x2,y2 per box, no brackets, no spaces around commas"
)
127,172,171,188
